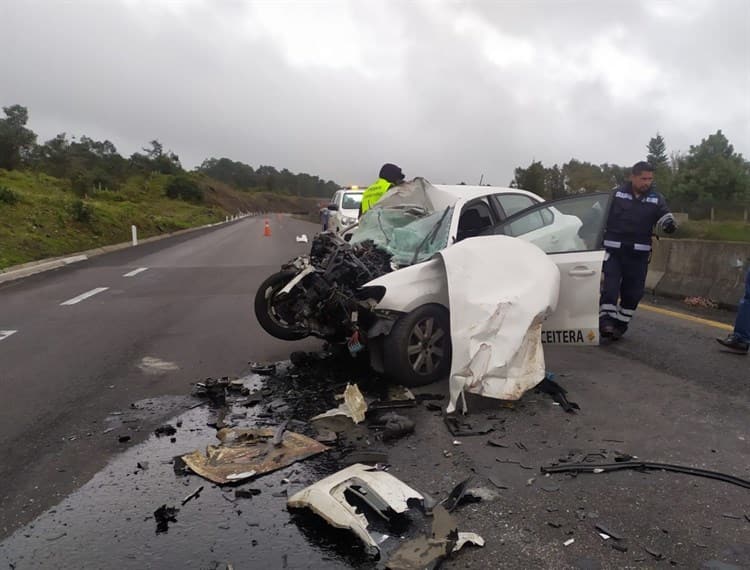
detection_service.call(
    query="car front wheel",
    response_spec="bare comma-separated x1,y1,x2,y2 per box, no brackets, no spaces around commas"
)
384,304,452,387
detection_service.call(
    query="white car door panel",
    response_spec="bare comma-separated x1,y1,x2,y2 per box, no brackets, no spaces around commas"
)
488,193,612,345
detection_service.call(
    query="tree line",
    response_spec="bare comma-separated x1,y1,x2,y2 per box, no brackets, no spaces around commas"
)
0,104,340,199
510,131,750,206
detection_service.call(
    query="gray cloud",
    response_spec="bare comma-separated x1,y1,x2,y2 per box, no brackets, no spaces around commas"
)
1,0,748,186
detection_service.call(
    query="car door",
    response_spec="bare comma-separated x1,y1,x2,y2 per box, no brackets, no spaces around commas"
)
486,193,612,345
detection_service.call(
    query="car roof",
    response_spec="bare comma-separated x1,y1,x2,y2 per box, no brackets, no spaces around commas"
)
433,184,543,202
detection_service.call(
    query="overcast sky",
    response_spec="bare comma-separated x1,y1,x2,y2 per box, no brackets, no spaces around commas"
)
1,0,748,186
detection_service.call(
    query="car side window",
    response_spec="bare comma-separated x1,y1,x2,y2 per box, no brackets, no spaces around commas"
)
456,198,495,241
487,193,612,253
493,193,537,219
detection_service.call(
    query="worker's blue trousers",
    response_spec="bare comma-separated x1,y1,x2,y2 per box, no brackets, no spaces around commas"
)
599,247,650,331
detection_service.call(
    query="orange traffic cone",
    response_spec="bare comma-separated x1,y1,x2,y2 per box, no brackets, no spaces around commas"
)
263,219,272,237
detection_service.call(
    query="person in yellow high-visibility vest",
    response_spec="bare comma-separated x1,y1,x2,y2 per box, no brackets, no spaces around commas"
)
360,163,405,215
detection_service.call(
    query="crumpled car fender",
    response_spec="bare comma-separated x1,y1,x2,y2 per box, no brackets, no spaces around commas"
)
437,236,560,412
365,258,449,314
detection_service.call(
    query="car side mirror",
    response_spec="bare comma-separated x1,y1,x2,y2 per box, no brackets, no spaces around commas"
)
327,204,339,211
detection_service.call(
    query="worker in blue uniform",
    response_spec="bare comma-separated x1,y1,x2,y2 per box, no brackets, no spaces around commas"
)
600,161,677,340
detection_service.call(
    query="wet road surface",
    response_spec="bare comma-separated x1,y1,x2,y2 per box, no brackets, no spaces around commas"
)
0,215,320,537
1,219,749,569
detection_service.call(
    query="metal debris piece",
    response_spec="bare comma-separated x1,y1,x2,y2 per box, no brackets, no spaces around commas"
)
155,424,177,437
444,416,494,437
181,485,204,505
249,362,276,375
314,430,338,444
541,461,750,489
153,505,179,534
287,463,424,556
440,477,472,512
387,385,416,401
272,421,289,448
181,427,329,485
595,523,624,540
535,376,580,413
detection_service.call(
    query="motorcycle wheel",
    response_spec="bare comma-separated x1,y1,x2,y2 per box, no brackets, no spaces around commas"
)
254,270,310,341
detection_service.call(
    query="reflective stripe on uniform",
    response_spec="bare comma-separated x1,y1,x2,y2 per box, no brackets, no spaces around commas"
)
634,243,651,251
603,240,621,248
615,191,633,200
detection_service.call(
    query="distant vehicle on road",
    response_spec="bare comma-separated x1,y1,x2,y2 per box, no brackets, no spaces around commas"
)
327,187,364,233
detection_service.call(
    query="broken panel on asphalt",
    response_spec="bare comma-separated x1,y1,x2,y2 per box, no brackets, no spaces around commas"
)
181,427,329,485
287,463,425,556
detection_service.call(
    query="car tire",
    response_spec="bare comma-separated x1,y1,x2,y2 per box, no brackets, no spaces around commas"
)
254,271,310,341
384,304,452,387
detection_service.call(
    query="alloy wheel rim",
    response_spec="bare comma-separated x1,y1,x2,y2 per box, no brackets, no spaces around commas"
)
407,317,446,375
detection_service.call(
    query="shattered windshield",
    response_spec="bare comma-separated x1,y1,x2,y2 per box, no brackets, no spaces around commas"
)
351,206,454,266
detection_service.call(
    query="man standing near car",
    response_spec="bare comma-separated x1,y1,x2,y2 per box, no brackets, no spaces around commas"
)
600,161,677,340
360,163,405,215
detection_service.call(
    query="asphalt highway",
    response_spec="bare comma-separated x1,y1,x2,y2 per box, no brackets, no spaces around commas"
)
0,215,320,536
0,216,747,569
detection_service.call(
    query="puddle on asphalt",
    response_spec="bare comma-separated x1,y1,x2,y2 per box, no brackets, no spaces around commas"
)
0,355,398,569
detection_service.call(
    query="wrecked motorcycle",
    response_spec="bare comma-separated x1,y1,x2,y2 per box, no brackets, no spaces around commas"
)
254,232,393,344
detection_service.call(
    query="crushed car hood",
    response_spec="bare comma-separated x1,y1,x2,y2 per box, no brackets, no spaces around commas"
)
437,236,560,413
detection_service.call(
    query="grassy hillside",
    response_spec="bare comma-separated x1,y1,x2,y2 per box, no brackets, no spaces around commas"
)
0,169,323,269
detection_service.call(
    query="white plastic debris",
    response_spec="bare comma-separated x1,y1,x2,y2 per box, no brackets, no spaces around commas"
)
564,538,575,547
287,463,424,553
456,532,486,550
295,234,309,243
311,383,368,424
593,468,605,474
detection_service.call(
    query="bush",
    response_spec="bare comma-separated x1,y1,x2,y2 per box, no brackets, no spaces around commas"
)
70,199,93,223
0,185,19,204
165,176,203,202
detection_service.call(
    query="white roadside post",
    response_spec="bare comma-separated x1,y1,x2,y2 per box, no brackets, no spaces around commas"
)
131,225,138,246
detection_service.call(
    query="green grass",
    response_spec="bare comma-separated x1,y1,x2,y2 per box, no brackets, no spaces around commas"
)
0,170,224,269
0,169,328,269
673,220,750,242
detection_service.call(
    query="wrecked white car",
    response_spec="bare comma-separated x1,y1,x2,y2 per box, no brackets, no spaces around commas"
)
255,178,610,391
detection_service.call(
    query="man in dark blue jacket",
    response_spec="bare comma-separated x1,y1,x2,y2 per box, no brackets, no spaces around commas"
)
600,161,677,339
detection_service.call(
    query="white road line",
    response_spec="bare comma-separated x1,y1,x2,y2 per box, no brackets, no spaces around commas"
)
0,330,17,342
60,287,110,306
123,267,149,277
